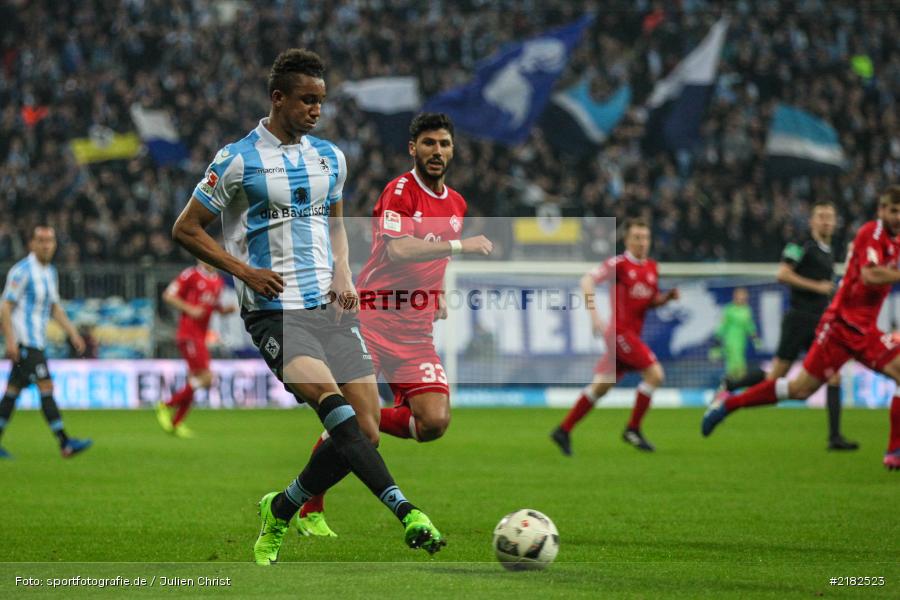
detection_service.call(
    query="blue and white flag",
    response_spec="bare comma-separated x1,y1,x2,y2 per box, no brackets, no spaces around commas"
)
130,104,188,166
340,77,422,152
765,104,846,177
643,18,728,153
541,78,630,156
424,15,594,145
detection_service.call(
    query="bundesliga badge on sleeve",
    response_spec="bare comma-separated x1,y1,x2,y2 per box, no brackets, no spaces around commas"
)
383,210,402,233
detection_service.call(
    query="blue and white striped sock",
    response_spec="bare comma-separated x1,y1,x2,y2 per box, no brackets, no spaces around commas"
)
283,478,314,509
378,485,412,518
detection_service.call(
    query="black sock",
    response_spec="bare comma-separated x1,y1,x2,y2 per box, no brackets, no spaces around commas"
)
826,384,842,439
316,394,415,521
0,391,17,443
39,392,68,446
271,492,301,521
725,367,766,391
271,437,353,521
298,437,352,494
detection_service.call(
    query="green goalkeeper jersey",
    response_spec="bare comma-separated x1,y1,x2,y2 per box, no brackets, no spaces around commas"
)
718,303,757,377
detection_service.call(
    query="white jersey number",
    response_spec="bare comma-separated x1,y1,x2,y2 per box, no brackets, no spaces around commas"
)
350,326,370,355
419,362,447,384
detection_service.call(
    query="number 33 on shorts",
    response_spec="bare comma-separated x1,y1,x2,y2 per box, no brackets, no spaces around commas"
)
419,362,447,384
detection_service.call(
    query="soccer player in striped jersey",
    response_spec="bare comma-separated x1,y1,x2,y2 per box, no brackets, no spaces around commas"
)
172,49,444,564
550,219,679,454
0,226,92,459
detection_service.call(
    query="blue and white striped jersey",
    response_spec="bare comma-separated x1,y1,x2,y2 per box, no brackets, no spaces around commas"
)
192,118,347,311
2,253,61,350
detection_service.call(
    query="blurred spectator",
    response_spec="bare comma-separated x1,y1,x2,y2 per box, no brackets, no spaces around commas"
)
1,0,897,264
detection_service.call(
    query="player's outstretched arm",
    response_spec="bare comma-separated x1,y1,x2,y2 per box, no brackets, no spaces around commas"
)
861,265,900,286
172,198,283,300
386,235,492,263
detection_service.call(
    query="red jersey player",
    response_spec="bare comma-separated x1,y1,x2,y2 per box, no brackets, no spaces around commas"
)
293,113,493,537
156,260,235,437
704,186,900,471
551,219,679,455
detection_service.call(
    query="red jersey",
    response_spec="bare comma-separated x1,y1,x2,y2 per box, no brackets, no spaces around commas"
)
357,169,467,338
166,266,226,341
825,219,900,330
589,252,659,335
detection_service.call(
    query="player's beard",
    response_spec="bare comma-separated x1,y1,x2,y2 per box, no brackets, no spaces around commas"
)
415,155,448,182
36,248,55,264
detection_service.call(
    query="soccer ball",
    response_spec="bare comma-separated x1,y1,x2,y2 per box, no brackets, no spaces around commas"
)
492,509,559,570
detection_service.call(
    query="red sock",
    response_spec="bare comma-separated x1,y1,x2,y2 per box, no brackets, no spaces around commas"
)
166,383,193,408
380,405,415,439
561,393,595,433
171,391,194,426
300,436,327,517
725,379,778,411
888,394,900,453
628,388,652,430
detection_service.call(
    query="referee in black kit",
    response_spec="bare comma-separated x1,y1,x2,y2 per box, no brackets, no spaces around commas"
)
723,200,858,450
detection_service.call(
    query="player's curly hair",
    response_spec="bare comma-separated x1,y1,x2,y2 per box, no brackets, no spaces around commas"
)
268,49,325,96
409,113,454,142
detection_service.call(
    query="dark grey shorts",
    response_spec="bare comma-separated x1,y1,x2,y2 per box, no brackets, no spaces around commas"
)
8,346,50,388
241,304,374,388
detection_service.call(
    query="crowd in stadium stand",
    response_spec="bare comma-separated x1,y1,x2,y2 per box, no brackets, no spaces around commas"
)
1,0,898,265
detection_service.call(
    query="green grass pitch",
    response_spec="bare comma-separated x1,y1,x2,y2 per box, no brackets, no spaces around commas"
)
0,407,897,599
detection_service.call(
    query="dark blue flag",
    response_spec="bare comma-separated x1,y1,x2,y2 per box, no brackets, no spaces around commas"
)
541,79,630,157
424,15,594,145
643,19,727,154
129,105,188,166
340,77,422,153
